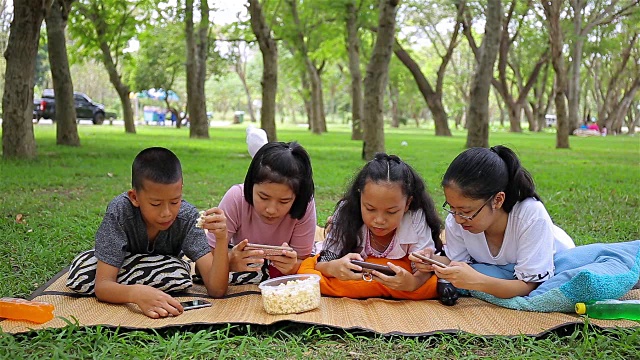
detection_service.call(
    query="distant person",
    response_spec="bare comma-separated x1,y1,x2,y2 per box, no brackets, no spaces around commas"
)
66,147,230,318
205,141,317,284
410,146,575,298
299,154,443,300
587,121,600,132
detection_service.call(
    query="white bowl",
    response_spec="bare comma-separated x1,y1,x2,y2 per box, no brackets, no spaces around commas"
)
258,274,321,315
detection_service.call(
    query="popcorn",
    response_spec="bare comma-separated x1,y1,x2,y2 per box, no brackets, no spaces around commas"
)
259,274,321,315
195,210,206,229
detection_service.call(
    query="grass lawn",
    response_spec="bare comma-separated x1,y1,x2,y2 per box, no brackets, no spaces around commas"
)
1,123,639,358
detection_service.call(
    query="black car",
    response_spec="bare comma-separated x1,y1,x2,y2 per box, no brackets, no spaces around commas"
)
34,89,107,125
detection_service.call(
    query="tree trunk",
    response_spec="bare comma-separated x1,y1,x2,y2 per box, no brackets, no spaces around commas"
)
1,0,49,159
185,0,209,139
465,0,501,148
567,8,583,134
394,40,451,136
607,78,640,131
542,1,570,149
523,102,536,131
289,0,327,135
248,0,278,141
389,83,399,128
362,0,399,160
346,1,363,140
237,66,256,123
625,102,638,134
47,0,79,146
98,41,135,133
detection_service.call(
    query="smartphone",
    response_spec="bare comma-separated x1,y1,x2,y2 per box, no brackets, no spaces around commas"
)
180,299,212,311
350,260,396,276
411,252,449,268
245,243,293,256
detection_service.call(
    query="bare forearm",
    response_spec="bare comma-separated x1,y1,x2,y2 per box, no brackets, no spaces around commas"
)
315,260,334,277
205,245,230,298
95,281,138,304
471,275,537,298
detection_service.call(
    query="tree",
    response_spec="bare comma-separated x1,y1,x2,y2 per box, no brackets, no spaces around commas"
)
392,0,459,136
70,0,144,134
461,0,548,133
464,0,501,148
542,0,570,149
566,0,639,132
1,0,52,159
130,20,187,128
362,0,399,160
393,39,454,136
287,0,328,134
185,0,210,138
248,0,278,141
46,0,80,146
345,0,364,140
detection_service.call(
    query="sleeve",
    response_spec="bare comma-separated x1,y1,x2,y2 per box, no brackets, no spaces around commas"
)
207,185,242,248
406,210,435,254
180,203,211,262
442,214,471,262
94,208,129,268
513,217,556,282
287,198,317,257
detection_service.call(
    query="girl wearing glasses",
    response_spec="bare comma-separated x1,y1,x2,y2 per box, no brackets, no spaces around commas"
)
298,153,443,299
410,145,575,298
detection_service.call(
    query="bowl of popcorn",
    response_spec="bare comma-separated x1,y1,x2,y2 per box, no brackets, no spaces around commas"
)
258,274,321,315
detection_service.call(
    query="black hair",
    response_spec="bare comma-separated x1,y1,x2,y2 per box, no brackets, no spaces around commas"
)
131,147,182,190
441,145,540,212
243,141,315,220
324,153,442,257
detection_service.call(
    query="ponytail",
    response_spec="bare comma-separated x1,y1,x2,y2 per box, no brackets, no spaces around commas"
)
489,146,540,212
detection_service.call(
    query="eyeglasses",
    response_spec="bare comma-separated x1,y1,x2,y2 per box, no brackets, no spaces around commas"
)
442,197,493,221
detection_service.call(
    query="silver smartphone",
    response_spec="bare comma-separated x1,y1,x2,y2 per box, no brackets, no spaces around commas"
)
411,252,449,268
180,299,212,311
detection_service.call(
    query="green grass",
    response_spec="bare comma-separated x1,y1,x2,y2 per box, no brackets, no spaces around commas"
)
1,123,639,358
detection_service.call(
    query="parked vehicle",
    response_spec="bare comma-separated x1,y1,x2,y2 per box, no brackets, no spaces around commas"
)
34,89,107,125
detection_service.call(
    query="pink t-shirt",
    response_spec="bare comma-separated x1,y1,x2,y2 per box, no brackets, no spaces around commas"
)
207,184,317,257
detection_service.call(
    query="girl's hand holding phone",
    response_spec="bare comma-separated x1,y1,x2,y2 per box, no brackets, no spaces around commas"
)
264,242,298,275
328,254,366,281
229,239,264,272
368,263,421,291
409,249,439,273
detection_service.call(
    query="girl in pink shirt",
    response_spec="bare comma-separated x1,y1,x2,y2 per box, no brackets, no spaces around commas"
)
206,141,316,284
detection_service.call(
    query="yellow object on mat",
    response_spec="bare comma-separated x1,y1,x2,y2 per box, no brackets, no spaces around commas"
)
1,267,638,336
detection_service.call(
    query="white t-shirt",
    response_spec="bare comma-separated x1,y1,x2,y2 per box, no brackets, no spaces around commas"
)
444,198,575,282
319,209,436,260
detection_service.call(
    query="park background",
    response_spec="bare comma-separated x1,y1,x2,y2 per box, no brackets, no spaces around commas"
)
1,0,639,358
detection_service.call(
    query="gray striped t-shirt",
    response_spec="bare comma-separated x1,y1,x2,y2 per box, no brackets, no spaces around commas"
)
94,192,210,268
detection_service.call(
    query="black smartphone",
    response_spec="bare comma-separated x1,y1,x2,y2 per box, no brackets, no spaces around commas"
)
180,299,212,311
411,252,449,268
350,260,396,276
